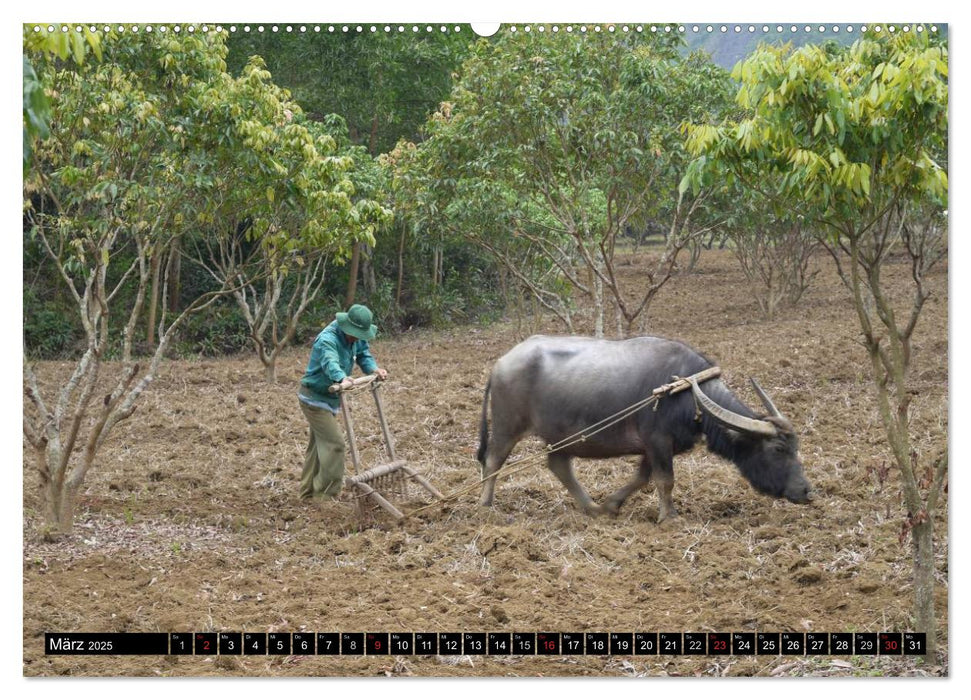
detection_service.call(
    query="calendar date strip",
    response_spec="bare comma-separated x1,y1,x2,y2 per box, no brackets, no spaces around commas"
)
45,631,926,656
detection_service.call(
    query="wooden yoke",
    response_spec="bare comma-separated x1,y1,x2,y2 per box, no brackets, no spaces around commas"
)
652,366,722,397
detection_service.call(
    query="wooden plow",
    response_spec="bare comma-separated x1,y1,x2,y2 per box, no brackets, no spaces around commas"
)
330,375,443,523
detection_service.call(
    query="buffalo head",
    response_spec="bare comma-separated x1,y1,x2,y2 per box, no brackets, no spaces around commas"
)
690,377,812,504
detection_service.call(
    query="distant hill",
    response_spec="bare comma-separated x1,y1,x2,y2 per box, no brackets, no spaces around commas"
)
683,24,947,70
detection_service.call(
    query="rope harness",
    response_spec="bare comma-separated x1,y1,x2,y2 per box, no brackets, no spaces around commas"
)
401,366,721,520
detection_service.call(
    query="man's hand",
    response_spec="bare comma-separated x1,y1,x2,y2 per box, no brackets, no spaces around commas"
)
340,377,355,391
374,368,389,381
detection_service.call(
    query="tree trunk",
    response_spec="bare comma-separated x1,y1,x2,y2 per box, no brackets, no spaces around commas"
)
839,231,943,667
431,246,442,288
167,239,182,312
264,356,278,384
369,114,379,155
638,311,650,335
686,240,702,273
344,242,361,308
912,518,938,663
395,226,406,308
42,474,78,535
593,274,604,338
362,246,377,296
146,252,162,347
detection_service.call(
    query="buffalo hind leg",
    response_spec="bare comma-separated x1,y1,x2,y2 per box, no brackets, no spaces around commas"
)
547,453,602,516
603,455,653,516
478,435,519,507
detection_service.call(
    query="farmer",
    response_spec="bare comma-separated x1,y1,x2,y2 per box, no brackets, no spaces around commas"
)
298,304,388,500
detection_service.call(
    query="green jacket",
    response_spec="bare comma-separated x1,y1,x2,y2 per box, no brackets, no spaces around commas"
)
300,321,378,408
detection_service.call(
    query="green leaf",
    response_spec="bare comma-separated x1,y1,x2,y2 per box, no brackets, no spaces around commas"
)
678,172,691,196
70,31,86,66
859,163,871,196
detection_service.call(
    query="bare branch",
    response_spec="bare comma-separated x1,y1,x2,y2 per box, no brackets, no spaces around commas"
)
120,232,151,362
508,225,590,294
32,218,82,305
23,360,54,447
926,452,948,514
73,362,141,488
471,234,574,329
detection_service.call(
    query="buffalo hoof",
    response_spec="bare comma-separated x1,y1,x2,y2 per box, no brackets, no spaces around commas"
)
602,500,622,517
583,502,605,517
656,507,679,524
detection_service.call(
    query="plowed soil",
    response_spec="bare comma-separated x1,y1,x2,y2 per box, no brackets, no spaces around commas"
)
22,249,948,677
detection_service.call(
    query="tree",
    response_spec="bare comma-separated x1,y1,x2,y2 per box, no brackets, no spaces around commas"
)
22,28,323,533
23,24,102,175
683,29,948,661
227,29,470,156
401,28,732,337
728,212,819,319
698,178,820,319
226,29,471,307
381,140,509,330
388,134,565,329
188,64,392,382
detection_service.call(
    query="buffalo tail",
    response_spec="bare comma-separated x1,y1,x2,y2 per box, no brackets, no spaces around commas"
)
476,378,491,466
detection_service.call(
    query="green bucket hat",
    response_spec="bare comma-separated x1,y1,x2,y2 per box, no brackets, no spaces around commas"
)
336,304,377,341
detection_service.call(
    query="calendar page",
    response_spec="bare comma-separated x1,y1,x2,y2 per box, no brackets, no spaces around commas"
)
20,10,949,683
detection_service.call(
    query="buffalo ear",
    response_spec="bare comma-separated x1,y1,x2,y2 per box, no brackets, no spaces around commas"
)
723,428,743,443
765,415,795,435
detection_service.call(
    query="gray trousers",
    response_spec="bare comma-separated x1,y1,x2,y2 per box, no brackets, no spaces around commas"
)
299,400,346,500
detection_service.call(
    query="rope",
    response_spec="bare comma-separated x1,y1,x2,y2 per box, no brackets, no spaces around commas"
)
401,366,720,520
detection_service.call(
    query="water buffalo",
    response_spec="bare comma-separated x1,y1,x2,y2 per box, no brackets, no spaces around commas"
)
476,335,812,521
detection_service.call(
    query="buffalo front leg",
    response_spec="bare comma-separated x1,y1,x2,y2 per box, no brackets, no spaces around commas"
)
547,453,602,516
655,466,678,523
603,455,653,516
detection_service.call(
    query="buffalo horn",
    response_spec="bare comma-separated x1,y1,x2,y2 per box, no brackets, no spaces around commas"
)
749,378,783,418
689,377,778,437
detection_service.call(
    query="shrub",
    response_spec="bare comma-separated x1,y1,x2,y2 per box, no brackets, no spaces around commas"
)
174,304,252,357
23,289,79,358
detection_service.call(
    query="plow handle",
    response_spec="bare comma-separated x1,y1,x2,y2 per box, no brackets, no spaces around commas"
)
328,374,384,394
